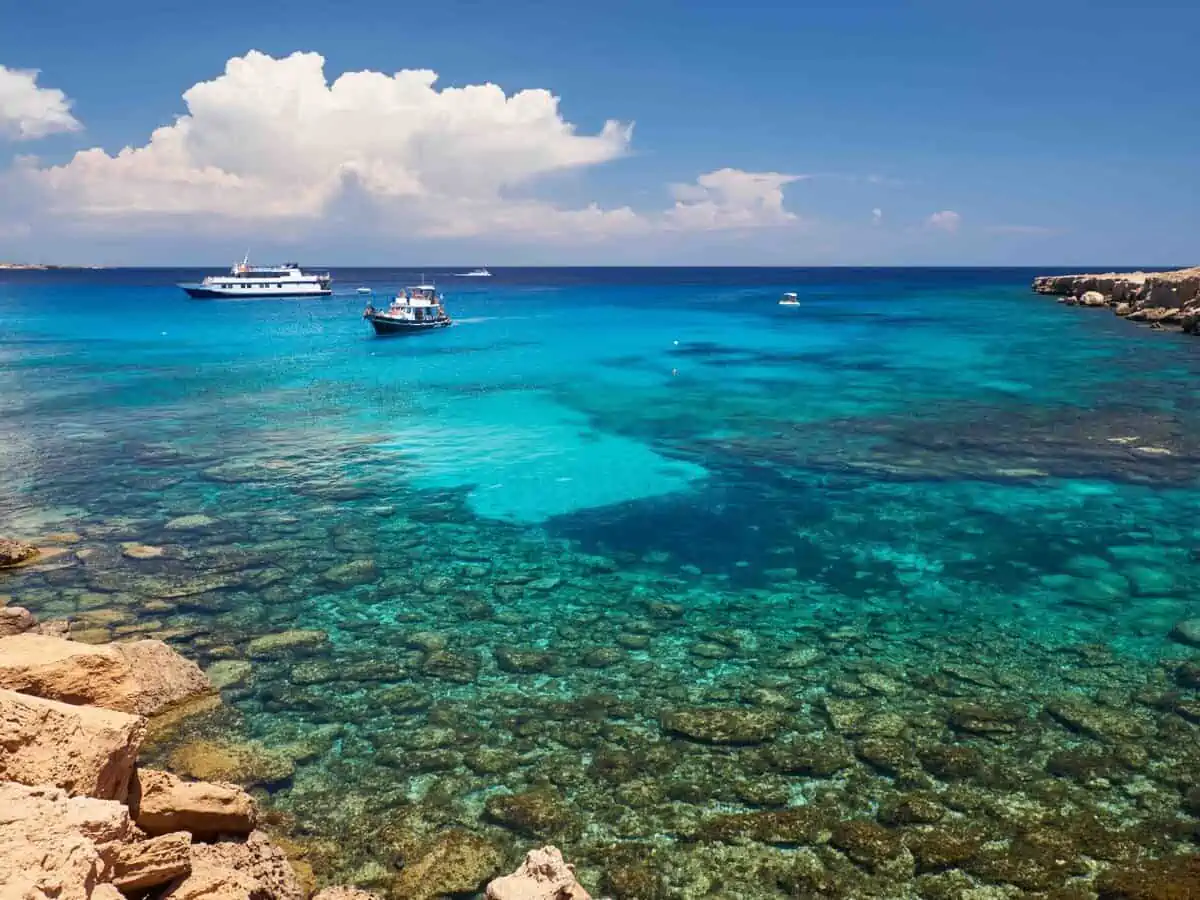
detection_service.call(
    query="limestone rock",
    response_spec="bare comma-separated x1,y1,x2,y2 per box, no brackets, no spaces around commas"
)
130,768,258,838
0,634,213,716
486,846,592,900
0,687,144,800
313,890,383,900
0,782,132,900
0,536,39,567
1080,290,1108,307
110,831,193,892
0,604,36,636
391,830,503,900
163,831,303,900
164,515,217,531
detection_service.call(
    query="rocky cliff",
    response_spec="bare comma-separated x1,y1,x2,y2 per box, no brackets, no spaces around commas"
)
1032,266,1200,333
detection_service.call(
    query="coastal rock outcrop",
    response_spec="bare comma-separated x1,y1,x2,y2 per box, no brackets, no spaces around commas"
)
0,687,144,800
486,846,592,900
0,633,213,716
162,830,303,900
1033,266,1200,334
0,782,133,900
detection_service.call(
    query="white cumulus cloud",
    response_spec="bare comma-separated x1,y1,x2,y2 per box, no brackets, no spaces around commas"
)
871,207,883,224
666,168,803,231
27,51,634,232
0,65,81,140
927,209,962,232
14,51,805,245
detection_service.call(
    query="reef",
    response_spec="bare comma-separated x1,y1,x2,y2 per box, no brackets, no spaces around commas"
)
1033,266,1200,333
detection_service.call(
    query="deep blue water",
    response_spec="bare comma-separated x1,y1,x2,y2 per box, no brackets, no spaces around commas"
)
2,267,1198,896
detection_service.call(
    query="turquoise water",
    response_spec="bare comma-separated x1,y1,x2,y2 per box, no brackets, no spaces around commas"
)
2,268,1198,897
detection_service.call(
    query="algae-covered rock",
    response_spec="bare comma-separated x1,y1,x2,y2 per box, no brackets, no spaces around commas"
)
163,515,217,531
905,825,986,873
766,735,856,776
661,707,787,745
419,649,479,683
484,788,580,840
917,744,984,780
206,660,254,690
246,630,329,658
391,829,503,900
1046,696,1149,741
697,806,835,845
321,559,378,587
1170,618,1200,647
830,819,906,873
168,739,295,788
494,646,559,674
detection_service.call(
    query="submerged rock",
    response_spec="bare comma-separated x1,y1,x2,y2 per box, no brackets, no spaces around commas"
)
168,739,295,788
0,604,37,636
661,707,787,745
486,846,591,900
163,514,218,531
321,559,379,586
1096,855,1200,899
246,630,329,658
484,789,580,840
0,536,39,568
1170,617,1200,647
391,830,503,900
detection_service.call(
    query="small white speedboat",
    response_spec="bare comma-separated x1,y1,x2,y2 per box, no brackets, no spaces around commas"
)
455,268,492,277
779,292,800,306
356,287,373,295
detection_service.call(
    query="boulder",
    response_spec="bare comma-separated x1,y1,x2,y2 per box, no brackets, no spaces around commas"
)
110,831,193,892
167,739,295,788
0,782,132,900
0,604,36,636
486,846,592,900
0,687,144,800
0,634,213,716
1080,290,1108,307
0,536,39,567
1170,618,1200,647
130,768,257,838
162,831,303,900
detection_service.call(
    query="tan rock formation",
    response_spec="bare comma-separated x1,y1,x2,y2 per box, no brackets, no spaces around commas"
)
0,688,144,800
109,831,193,892
0,782,132,900
0,604,36,636
167,739,295,787
130,768,257,838
1033,266,1200,333
0,634,212,716
486,846,592,900
163,831,303,900
392,830,504,900
312,889,384,900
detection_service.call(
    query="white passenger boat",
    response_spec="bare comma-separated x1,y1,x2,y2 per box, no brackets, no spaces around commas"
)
455,268,492,277
779,292,800,306
179,256,332,299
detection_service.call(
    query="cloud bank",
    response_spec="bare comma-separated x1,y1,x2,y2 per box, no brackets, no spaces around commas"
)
0,65,81,140
17,51,800,243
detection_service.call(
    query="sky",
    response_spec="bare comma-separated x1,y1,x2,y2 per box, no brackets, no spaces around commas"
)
0,0,1197,266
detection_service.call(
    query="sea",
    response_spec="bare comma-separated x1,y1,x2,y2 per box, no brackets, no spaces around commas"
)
2,267,1198,898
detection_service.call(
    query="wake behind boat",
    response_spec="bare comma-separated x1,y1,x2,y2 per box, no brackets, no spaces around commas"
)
455,268,492,277
363,284,452,335
179,256,332,299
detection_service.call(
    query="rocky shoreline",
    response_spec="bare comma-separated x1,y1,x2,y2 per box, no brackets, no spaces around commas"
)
0,584,590,900
1032,266,1200,333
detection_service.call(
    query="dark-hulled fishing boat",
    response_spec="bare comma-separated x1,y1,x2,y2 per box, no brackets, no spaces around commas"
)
363,284,452,335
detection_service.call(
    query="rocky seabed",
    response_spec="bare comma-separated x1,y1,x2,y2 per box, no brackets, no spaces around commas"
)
1032,266,1200,333
0,585,590,900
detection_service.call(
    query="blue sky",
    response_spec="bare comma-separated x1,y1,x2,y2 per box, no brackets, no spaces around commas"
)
0,0,1197,265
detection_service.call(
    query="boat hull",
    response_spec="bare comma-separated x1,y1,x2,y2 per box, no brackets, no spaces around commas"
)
366,315,452,336
181,285,332,299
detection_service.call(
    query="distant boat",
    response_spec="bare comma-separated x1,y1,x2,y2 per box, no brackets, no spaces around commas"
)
779,292,800,306
356,287,373,295
455,268,492,278
179,255,331,299
363,283,452,336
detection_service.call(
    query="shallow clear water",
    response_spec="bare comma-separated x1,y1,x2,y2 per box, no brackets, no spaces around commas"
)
2,267,1198,897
